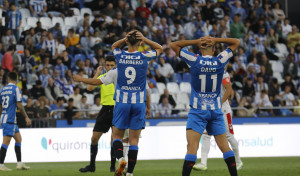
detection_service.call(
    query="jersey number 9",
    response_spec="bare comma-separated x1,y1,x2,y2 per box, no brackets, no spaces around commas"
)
125,67,136,85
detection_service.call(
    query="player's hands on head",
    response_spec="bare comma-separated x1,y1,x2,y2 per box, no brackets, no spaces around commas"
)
73,75,82,82
136,31,145,41
199,36,215,48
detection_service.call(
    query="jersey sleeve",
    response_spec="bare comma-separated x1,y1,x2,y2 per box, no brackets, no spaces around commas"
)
222,72,231,85
113,48,122,58
99,70,116,85
217,48,233,66
179,49,197,67
141,50,157,61
15,87,22,102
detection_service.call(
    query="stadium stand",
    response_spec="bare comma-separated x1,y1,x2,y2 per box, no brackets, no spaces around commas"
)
0,0,299,126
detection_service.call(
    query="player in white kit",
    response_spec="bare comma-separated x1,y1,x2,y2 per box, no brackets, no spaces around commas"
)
193,71,243,171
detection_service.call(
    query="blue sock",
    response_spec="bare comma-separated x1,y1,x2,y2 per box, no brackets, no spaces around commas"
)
185,154,197,162
223,150,235,160
1,144,8,149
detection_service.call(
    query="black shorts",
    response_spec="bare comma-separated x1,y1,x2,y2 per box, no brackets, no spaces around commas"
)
93,105,114,133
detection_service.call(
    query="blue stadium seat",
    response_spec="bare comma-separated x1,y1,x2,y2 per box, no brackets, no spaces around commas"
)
176,73,182,83
71,54,85,68
87,54,95,66
182,73,191,82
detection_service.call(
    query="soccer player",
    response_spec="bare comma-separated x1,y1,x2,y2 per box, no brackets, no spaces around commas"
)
193,70,243,171
110,31,162,176
78,56,117,173
0,72,31,171
170,36,240,176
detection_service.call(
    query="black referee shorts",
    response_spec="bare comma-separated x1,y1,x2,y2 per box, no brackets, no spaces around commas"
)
93,105,114,133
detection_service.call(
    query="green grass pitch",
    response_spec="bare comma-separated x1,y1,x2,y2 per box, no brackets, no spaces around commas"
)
3,157,300,176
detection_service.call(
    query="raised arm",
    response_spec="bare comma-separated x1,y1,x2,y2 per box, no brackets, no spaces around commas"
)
212,38,240,52
169,39,200,56
73,75,103,85
137,32,163,56
111,38,126,51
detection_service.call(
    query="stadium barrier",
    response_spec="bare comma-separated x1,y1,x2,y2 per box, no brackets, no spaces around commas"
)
2,124,300,163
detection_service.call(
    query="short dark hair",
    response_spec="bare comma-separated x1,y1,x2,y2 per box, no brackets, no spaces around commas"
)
68,28,74,33
10,2,15,7
127,31,141,46
7,72,17,81
82,95,87,99
105,55,116,63
57,97,64,102
84,13,90,18
7,44,16,51
68,98,74,102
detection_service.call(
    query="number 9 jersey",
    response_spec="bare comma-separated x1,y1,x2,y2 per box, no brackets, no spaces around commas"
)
179,48,233,110
113,48,156,104
0,83,22,124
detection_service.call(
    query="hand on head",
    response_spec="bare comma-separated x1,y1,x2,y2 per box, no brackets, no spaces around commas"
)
199,36,215,49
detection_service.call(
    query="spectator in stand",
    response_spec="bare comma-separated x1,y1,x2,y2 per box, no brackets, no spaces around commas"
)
252,0,265,18
69,86,82,108
287,25,300,49
241,77,255,105
42,32,57,58
268,78,280,101
54,57,68,78
282,18,292,40
29,0,47,17
254,90,273,116
45,77,60,103
1,44,15,73
55,37,66,59
254,74,268,94
49,23,62,39
79,21,94,36
91,14,102,32
39,67,51,88
272,2,285,21
36,97,50,119
266,28,279,53
283,54,298,79
78,13,90,28
8,2,22,43
229,0,247,20
136,0,151,19
50,96,64,119
280,85,296,106
30,80,45,99
65,28,81,56
230,14,245,40
89,95,102,118
281,74,298,96
157,56,176,83
159,88,176,107
25,97,36,119
78,95,89,118
80,30,94,57
156,95,172,118
64,98,80,124
2,29,16,51
84,59,93,77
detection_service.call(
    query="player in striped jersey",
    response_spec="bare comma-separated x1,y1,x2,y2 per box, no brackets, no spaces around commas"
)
193,71,243,171
170,36,240,176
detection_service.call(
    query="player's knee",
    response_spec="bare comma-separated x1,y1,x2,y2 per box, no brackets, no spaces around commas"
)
129,137,139,146
91,136,99,145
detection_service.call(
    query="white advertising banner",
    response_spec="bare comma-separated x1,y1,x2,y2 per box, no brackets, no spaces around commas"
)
1,124,300,163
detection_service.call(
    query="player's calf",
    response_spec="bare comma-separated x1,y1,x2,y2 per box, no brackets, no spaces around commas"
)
127,145,138,174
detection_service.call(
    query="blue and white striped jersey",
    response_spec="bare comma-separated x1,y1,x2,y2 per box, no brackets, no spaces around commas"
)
113,48,156,104
30,0,47,13
0,83,22,124
179,48,233,110
8,10,22,29
42,39,57,56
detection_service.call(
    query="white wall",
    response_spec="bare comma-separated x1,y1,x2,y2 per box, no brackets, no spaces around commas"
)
2,124,300,163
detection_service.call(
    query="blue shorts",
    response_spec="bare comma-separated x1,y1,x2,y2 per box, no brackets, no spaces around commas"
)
2,123,19,137
113,102,146,130
186,108,226,136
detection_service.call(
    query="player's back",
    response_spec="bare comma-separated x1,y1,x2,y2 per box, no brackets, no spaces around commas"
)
190,55,225,110
113,49,156,104
0,83,21,124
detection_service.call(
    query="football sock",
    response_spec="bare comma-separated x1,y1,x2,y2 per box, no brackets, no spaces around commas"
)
110,146,116,168
223,151,237,176
0,144,8,164
90,144,98,166
127,145,138,173
15,143,21,162
123,143,129,163
182,154,197,176
112,139,123,159
227,135,242,164
201,134,211,166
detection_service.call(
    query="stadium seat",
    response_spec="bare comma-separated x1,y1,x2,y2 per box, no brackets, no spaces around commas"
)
275,43,289,60
156,82,166,94
176,93,189,105
40,17,53,29
166,82,180,94
74,54,86,62
273,72,284,85
179,82,191,94
52,17,64,27
151,93,160,104
271,61,284,73
70,8,80,16
2,18,5,26
176,73,182,83
61,26,71,36
20,17,28,28
80,8,93,16
182,73,191,82
19,8,31,19
64,17,77,28
27,17,38,27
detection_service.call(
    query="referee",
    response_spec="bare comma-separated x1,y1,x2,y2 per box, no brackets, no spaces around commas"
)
79,56,117,173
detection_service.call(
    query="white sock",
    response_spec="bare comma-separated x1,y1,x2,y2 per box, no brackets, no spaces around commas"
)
227,135,242,164
123,143,129,163
201,134,211,166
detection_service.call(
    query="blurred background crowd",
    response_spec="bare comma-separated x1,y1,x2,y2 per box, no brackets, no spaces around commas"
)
0,0,299,124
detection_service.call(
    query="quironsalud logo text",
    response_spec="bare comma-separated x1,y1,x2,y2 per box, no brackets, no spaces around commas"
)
41,137,110,152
